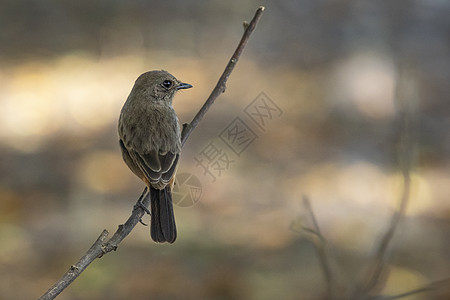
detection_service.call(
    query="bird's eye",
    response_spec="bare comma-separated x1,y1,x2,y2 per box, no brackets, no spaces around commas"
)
162,80,173,89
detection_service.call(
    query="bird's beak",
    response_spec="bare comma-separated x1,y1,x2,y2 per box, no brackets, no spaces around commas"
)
176,82,193,90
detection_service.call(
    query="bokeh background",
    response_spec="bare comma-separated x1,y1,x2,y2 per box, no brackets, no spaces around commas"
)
1,0,449,299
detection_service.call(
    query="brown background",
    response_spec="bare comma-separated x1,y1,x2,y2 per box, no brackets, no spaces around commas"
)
0,0,449,299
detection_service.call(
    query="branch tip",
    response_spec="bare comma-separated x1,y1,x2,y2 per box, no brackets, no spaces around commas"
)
181,6,265,146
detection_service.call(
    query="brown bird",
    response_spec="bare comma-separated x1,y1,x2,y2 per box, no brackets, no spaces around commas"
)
118,70,192,243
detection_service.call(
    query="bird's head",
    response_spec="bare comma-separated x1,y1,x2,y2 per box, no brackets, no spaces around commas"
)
132,70,192,104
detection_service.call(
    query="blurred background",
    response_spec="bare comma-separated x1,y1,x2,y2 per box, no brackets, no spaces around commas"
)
0,0,449,299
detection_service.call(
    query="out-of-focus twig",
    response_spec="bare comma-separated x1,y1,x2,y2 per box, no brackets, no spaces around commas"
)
302,196,337,300
384,278,450,300
38,7,265,300
352,64,417,299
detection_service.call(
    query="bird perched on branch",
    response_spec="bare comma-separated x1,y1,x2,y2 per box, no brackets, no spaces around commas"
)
118,70,192,243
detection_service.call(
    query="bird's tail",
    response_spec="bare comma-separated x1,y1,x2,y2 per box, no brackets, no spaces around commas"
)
150,186,177,243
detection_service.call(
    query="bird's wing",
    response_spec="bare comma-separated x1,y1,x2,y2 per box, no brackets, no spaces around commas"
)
132,149,179,187
161,154,179,183
119,139,144,179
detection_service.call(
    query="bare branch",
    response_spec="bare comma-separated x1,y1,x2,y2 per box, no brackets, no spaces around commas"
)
302,196,337,300
38,7,265,300
38,188,150,300
38,230,109,300
384,278,450,300
352,64,417,299
181,6,265,146
102,187,150,254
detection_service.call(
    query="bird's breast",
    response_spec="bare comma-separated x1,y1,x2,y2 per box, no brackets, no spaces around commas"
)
119,103,181,154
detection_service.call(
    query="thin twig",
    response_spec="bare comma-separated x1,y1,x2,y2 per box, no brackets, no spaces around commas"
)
38,230,109,300
302,196,336,300
384,278,450,300
38,7,265,300
352,64,416,299
353,174,411,298
38,188,150,300
102,187,150,254
181,6,265,146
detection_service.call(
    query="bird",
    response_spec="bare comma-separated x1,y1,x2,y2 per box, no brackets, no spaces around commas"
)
118,70,192,243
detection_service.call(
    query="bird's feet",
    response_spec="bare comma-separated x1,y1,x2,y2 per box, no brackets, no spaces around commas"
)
133,187,151,226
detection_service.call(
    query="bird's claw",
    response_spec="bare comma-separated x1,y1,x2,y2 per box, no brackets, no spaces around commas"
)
134,187,151,226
